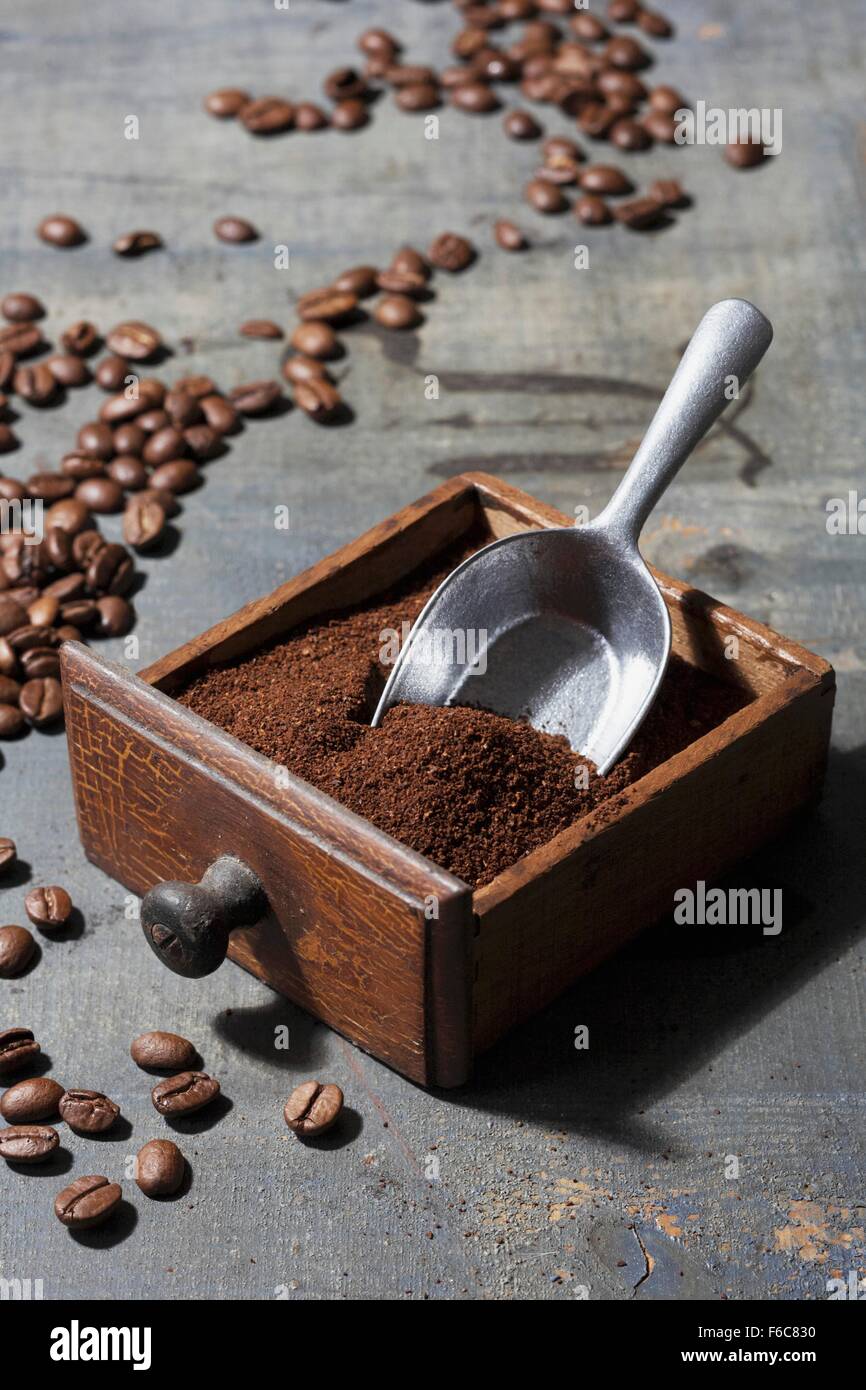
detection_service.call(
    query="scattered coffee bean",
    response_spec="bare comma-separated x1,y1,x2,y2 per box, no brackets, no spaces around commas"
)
391,247,431,280
638,8,673,38
604,35,650,69
283,1080,344,1137
428,232,476,272
294,378,342,422
55,1175,122,1229
295,102,329,131
13,363,57,406
61,321,98,355
610,117,652,151
240,319,283,339
494,218,528,250
0,837,16,873
323,66,368,102
199,394,239,434
47,354,90,387
296,287,358,324
59,1088,120,1134
614,195,665,228
108,456,148,490
204,87,251,118
374,295,422,330
96,595,134,637
106,320,162,362
0,1077,64,1122
123,497,166,552
649,84,687,115
642,110,678,143
95,355,130,391
113,229,163,257
214,216,258,244
451,81,500,114
131,1031,199,1071
396,83,441,112
0,1124,59,1164
0,425,17,454
331,99,369,131
0,925,35,977
282,355,330,385
725,138,766,169
503,108,542,140
37,214,86,248
75,477,124,514
333,265,379,298
648,177,688,208
240,96,294,134
19,677,64,727
525,177,568,213
24,885,72,929
375,268,427,296
0,1027,40,1076
572,11,608,40
358,27,399,61
2,293,44,323
48,498,91,534
229,380,283,416
576,193,613,225
149,460,200,495
135,1138,186,1196
0,322,43,357
579,164,633,195
151,1070,220,1116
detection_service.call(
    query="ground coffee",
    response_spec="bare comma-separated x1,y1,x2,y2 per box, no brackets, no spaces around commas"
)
179,533,748,888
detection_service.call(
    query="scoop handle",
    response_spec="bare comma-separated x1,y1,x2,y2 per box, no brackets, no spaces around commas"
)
595,299,773,547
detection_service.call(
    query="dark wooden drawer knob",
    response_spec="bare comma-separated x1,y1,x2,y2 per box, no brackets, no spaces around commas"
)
141,856,267,978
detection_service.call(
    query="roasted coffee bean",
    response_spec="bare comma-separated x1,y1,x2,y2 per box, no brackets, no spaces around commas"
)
214,216,258,244
331,98,369,131
151,1070,220,1116
333,265,378,300
608,0,639,17
135,407,170,432
0,322,43,358
75,478,124,514
74,529,107,569
0,925,35,977
385,63,438,87
375,268,427,296
537,156,582,185
45,572,85,602
0,353,13,388
0,1028,40,1076
26,473,75,503
294,378,342,422
183,424,220,460
391,246,431,280
77,420,115,459
395,83,440,112
525,177,568,213
25,885,72,929
543,135,583,163
494,218,528,250
60,599,98,629
604,36,649,69
47,498,91,535
149,459,200,495
240,96,294,134
0,426,16,455
95,355,130,391
358,27,399,61
610,117,652,150
7,624,55,652
283,1080,343,1137
450,81,500,114
294,102,329,131
106,320,161,361
143,425,187,466
47,354,90,387
59,1088,120,1134
113,229,162,257
374,295,422,330
475,50,520,83
649,84,687,115
614,195,665,228
21,650,58,679
597,69,647,102
0,675,19,702
55,1175,122,1229
27,595,59,627
282,355,331,386
648,177,687,208
135,1138,186,1196
41,526,74,571
199,394,239,434
1,1077,64,1122
725,139,766,169
96,595,133,637
579,163,632,195
109,456,148,491
576,193,613,225
131,1031,199,1071
239,319,283,339
0,1125,59,1164
61,320,98,355
571,11,608,39
229,380,283,416
204,87,251,118
2,293,44,323
123,497,166,552
87,539,133,594
290,321,339,359
323,66,367,102
37,214,85,248
642,111,678,143
112,419,147,453
0,837,17,872
638,8,673,38
0,596,26,636
428,232,476,272
296,287,358,324
0,644,20,683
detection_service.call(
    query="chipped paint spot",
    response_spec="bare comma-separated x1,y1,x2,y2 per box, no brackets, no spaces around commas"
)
773,1200,866,1264
658,1212,683,1239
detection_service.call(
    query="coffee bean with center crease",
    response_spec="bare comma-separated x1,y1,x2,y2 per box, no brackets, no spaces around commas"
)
61,321,98,355
296,287,358,323
323,67,368,101
19,678,63,726
214,216,258,244
55,1175,122,1229
199,394,239,434
1,1077,64,1122
614,195,665,228
95,355,130,391
333,264,378,298
0,323,43,358
113,230,162,257
48,354,91,387
0,1028,40,1076
131,1031,199,1071
106,321,162,361
0,676,20,702
135,1138,186,1196
375,268,427,296
283,1080,344,1137
123,497,166,552
239,319,282,339
294,378,342,422
525,177,568,213
240,97,294,134
26,473,75,503
204,87,251,118
282,355,331,386
25,885,72,929
0,837,17,873
0,1125,59,1164
0,925,35,977
374,295,422,330
86,541,134,595
149,460,200,495
229,380,283,416
37,214,86,248
427,232,476,272
290,321,339,359
59,1088,120,1134
152,1071,220,1116
2,293,44,323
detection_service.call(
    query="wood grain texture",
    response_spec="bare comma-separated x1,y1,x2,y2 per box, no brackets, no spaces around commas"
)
0,0,863,1302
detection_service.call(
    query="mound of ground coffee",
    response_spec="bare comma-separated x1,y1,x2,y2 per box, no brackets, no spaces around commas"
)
179,534,748,888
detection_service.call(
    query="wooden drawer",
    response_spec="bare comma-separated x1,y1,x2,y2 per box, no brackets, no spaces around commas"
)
61,474,835,1086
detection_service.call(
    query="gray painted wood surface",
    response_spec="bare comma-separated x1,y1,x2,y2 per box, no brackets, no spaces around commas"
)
0,0,863,1300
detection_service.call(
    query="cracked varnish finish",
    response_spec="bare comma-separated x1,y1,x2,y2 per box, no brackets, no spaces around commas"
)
0,0,863,1300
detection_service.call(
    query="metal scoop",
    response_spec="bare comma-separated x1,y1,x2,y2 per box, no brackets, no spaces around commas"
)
372,299,773,774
